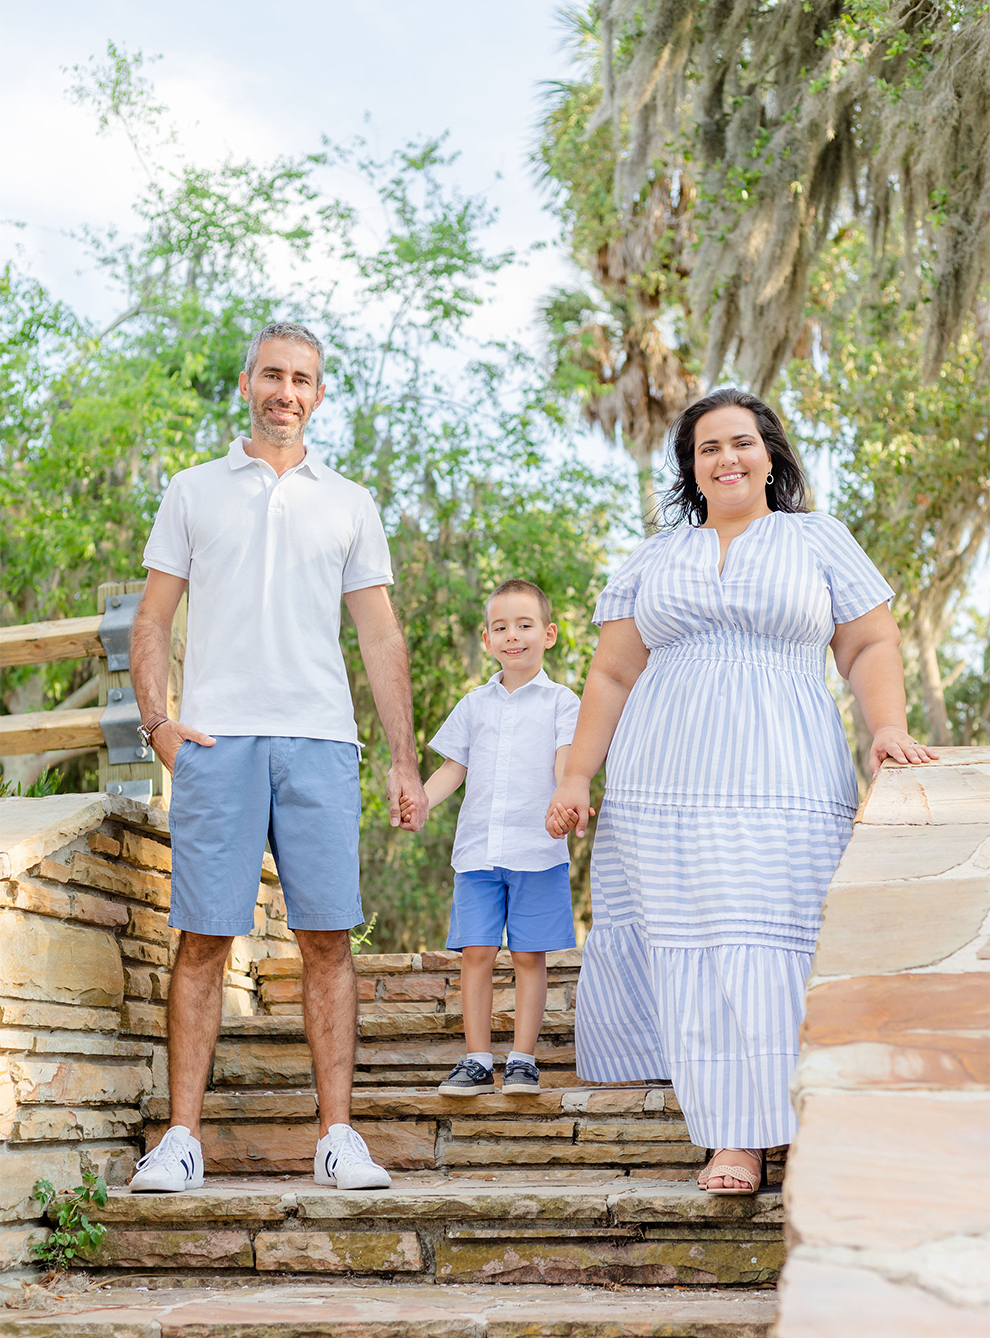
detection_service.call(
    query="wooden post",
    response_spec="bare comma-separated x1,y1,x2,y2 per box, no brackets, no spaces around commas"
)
97,580,186,804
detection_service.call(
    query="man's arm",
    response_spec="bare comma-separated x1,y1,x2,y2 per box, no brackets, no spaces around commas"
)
343,584,428,832
131,569,215,774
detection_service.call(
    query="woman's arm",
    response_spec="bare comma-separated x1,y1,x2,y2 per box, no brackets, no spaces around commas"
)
830,604,938,776
545,618,649,838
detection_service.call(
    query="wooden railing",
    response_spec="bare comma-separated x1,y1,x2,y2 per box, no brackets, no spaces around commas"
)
0,580,185,800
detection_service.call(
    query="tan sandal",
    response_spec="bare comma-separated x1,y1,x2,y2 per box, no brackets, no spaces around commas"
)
697,1148,763,1195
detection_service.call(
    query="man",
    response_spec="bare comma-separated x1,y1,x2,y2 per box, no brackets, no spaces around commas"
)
129,320,427,1193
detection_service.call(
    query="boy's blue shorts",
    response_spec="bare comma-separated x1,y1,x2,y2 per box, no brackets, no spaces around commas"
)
168,735,364,936
447,864,576,952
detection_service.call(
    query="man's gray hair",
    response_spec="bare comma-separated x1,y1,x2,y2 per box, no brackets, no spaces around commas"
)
244,322,325,384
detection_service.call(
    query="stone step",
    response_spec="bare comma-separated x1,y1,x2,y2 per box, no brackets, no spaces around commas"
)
224,1011,577,1040
254,949,583,1019
148,1084,685,1122
212,1022,580,1089
45,1175,785,1289
4,1280,779,1336
142,1085,744,1180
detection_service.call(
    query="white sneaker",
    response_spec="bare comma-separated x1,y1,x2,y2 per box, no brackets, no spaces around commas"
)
314,1124,391,1190
129,1126,204,1193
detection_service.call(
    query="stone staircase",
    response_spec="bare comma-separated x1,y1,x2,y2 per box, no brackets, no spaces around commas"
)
6,755,987,1334
10,950,783,1335
141,950,768,1185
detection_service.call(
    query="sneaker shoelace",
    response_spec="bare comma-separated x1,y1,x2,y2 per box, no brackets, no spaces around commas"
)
329,1125,373,1168
448,1059,489,1082
134,1129,195,1177
504,1061,537,1079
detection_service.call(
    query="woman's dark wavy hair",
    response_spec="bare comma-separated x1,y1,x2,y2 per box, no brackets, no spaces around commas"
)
656,388,809,528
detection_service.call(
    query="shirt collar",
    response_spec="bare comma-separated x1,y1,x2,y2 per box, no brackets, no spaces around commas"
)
227,436,322,478
486,667,551,699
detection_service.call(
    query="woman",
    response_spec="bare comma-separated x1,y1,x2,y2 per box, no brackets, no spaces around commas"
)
547,388,934,1194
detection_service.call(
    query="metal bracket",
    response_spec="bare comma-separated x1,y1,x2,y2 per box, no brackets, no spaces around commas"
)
98,592,142,671
106,780,154,801
100,686,153,766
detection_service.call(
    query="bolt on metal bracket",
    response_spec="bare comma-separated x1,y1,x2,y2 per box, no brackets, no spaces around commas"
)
100,686,152,766
98,592,142,671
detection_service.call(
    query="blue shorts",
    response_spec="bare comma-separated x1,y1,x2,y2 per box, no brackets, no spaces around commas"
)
447,864,576,953
168,736,363,936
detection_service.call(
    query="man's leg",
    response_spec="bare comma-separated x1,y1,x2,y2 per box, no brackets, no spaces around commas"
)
167,931,233,1140
295,929,357,1136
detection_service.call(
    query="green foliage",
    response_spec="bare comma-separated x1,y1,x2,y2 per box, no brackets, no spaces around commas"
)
538,75,621,262
556,2,990,392
786,225,990,743
0,767,61,799
31,1173,108,1271
535,20,701,494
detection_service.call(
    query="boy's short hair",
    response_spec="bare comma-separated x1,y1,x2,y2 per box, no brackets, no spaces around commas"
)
485,579,552,627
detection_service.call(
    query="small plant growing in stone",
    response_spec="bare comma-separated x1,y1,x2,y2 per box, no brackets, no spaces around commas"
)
31,1173,108,1270
350,910,378,954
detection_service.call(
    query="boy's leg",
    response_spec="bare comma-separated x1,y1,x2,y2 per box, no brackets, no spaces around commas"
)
502,865,576,1091
509,950,548,1056
461,944,501,1054
295,929,357,1134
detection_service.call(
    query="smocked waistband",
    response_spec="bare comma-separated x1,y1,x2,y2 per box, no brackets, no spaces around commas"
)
649,630,826,674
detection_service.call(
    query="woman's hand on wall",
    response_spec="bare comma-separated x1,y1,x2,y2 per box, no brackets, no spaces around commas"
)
869,726,938,778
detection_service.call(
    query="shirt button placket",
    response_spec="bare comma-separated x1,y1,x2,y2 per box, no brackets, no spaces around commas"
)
488,696,516,866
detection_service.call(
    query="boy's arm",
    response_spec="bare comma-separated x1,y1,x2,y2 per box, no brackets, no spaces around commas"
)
553,745,570,786
424,759,467,812
400,758,467,822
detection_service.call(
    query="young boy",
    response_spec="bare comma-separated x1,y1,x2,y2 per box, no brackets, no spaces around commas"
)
409,579,580,1095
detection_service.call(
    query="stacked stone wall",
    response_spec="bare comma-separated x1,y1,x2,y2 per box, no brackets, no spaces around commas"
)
0,793,300,1278
775,748,990,1335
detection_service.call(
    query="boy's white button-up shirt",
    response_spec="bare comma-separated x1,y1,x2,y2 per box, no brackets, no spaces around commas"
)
142,437,393,742
430,669,580,873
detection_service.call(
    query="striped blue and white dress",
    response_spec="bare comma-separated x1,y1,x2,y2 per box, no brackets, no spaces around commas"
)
575,511,894,1148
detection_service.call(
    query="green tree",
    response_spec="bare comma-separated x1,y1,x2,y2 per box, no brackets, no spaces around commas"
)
786,226,990,748
537,16,702,522
569,0,989,394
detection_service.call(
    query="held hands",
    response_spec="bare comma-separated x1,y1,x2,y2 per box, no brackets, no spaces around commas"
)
545,779,596,840
389,763,428,832
150,720,216,775
869,726,938,778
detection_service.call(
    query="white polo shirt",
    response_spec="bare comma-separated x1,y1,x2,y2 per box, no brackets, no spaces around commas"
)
142,438,393,742
430,669,580,872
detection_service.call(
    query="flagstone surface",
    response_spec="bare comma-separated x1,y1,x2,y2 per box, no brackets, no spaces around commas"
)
777,754,990,1336
2,1282,779,1336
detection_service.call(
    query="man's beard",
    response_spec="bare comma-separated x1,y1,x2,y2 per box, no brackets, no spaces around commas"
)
250,393,310,447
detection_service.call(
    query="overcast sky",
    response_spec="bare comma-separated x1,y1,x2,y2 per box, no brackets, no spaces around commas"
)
2,1,582,344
